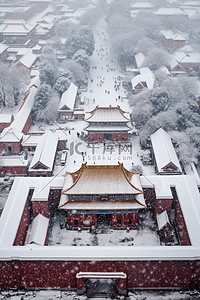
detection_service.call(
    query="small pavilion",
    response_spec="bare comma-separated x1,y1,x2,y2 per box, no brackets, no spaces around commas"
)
84,106,132,142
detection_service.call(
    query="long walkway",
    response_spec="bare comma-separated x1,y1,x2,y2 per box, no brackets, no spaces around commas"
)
82,19,130,111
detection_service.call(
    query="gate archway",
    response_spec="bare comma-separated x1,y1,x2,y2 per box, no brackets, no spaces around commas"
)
76,272,127,296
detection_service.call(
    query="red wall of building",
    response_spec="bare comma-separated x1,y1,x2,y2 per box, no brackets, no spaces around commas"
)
0,142,21,152
112,133,128,142
0,122,11,132
0,260,199,290
0,166,27,176
29,172,52,177
0,50,8,62
32,201,50,218
13,200,30,246
155,199,172,215
111,213,138,227
58,140,66,150
143,188,155,209
162,38,185,53
67,213,96,228
88,133,104,142
22,113,32,135
176,201,191,246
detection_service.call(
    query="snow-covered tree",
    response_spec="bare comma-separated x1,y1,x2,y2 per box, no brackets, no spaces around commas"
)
0,63,8,107
32,84,52,121
7,66,26,106
143,47,170,70
65,26,95,58
39,91,60,124
60,60,85,87
39,46,59,87
54,72,72,97
72,49,90,72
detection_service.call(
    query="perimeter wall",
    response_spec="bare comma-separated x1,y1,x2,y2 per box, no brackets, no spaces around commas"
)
0,259,199,290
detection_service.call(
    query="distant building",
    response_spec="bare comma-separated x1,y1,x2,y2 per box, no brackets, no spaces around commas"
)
161,28,186,53
150,128,182,175
29,130,58,177
0,19,36,43
84,105,132,142
58,82,78,121
131,67,155,92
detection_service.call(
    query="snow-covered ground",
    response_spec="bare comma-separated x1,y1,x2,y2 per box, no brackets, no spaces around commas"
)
49,210,160,247
1,289,199,300
81,18,129,111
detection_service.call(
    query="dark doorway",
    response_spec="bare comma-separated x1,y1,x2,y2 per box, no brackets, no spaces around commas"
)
97,214,111,226
104,133,112,140
86,278,117,298
8,146,12,152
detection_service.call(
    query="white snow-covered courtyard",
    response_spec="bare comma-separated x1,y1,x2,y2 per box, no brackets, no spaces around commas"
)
49,210,160,247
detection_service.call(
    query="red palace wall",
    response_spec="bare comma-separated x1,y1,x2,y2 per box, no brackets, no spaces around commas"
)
0,166,27,176
22,146,36,151
176,201,191,246
29,171,52,177
0,260,199,290
0,122,11,132
111,213,138,227
58,140,66,150
88,133,104,142
162,38,185,53
155,199,172,215
22,113,32,135
32,201,50,219
13,200,30,246
112,133,128,142
0,142,21,153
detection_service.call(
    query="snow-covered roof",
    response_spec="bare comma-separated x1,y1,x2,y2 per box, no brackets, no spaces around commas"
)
154,7,186,15
60,162,144,197
25,214,49,246
135,52,145,68
185,162,200,186
150,128,182,174
58,82,78,111
157,210,171,230
131,1,154,8
182,1,200,6
0,19,35,35
161,29,186,41
131,67,155,90
22,134,43,147
0,84,38,142
0,114,12,123
0,156,28,167
29,130,58,172
0,43,8,54
32,178,51,201
85,106,130,122
174,51,200,64
84,124,132,132
17,51,38,69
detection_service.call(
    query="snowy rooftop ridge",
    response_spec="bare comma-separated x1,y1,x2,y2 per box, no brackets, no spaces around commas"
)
85,106,130,122
0,79,39,142
150,128,182,174
29,130,58,171
17,51,38,69
58,82,78,111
